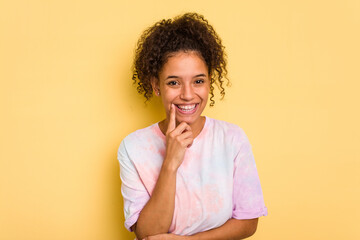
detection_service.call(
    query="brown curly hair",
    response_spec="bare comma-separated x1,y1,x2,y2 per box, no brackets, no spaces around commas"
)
132,12,229,107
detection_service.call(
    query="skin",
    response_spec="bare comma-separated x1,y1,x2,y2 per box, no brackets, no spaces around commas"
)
144,218,258,240
134,51,259,240
153,51,210,138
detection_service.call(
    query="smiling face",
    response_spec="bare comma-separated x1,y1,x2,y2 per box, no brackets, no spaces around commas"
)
152,51,210,127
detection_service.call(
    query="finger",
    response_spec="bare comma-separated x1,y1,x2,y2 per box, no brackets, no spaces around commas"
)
166,104,176,134
182,124,191,133
183,138,194,148
178,130,193,140
172,122,190,135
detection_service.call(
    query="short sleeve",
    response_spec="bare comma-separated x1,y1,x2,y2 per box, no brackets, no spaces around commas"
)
232,130,268,219
118,139,150,232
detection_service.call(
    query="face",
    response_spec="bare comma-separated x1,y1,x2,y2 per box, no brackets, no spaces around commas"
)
152,51,210,126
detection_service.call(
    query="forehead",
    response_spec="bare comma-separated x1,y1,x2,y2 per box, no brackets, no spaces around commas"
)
159,51,208,77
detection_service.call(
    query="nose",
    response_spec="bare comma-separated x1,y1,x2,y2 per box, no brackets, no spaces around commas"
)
180,83,195,101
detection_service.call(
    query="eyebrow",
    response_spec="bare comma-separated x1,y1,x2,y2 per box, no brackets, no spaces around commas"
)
165,74,207,80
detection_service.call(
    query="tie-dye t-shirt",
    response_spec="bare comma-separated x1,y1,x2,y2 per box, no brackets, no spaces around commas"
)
117,116,267,235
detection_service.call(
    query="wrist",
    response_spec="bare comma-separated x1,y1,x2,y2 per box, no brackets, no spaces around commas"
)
162,159,179,173
182,235,195,240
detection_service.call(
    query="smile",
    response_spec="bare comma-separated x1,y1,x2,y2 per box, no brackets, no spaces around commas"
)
175,104,199,114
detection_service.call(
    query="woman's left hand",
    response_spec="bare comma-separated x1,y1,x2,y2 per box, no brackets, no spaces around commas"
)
143,233,188,240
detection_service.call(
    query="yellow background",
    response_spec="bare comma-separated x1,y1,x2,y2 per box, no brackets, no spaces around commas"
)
1,0,359,239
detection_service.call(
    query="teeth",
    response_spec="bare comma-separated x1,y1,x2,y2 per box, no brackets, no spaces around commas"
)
177,104,196,111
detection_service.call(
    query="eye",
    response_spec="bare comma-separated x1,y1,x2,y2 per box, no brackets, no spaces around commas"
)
167,81,179,86
195,79,204,84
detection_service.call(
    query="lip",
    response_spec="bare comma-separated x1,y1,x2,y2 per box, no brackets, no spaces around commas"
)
175,103,199,115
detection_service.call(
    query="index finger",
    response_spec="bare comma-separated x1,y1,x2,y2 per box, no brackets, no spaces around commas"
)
166,104,176,134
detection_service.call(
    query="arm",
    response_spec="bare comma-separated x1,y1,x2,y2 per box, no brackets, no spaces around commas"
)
133,161,177,239
134,105,194,240
188,218,258,240
145,218,258,240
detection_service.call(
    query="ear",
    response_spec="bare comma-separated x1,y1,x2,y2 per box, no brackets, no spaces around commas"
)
150,77,160,96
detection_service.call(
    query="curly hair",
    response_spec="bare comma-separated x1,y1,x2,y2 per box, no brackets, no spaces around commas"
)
132,12,229,107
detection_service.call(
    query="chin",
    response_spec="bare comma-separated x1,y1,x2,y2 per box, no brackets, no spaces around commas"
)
176,115,201,125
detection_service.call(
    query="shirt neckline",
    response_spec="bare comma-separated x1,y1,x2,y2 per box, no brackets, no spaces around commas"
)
155,116,209,141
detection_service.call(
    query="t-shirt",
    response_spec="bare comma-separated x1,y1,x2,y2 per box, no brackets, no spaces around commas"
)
117,116,267,235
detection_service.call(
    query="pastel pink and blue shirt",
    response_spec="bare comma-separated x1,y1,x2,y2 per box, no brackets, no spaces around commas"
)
118,116,267,235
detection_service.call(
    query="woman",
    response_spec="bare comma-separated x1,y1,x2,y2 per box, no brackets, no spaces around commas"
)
118,13,267,240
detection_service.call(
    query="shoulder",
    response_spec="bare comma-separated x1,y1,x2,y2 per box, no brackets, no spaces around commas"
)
118,122,161,156
205,116,253,154
122,122,159,145
207,116,248,140
210,117,241,130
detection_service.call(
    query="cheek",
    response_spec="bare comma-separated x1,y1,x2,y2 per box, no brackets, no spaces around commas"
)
199,88,210,99
160,91,176,110
161,88,178,101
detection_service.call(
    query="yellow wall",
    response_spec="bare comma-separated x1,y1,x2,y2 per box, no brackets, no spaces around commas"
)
1,0,359,239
